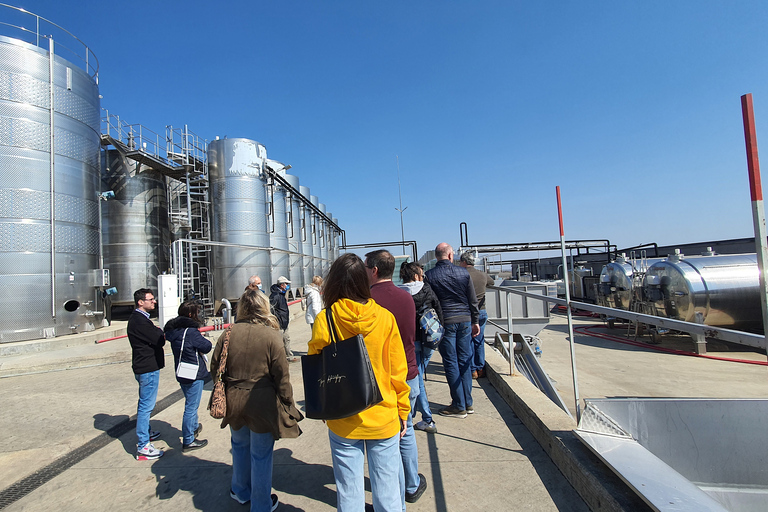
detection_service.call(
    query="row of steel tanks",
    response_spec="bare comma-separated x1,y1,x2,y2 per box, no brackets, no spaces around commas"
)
598,251,762,331
207,137,339,303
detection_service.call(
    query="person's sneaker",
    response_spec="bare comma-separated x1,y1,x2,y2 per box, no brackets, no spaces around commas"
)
194,423,203,437
466,405,474,414
182,438,208,452
136,443,164,460
414,420,437,433
405,473,428,503
230,489,248,505
270,494,279,511
438,406,467,418
149,430,161,441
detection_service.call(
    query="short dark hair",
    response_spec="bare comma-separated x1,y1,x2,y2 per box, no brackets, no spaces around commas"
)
365,250,395,280
177,301,201,326
323,253,371,307
400,261,423,283
133,288,153,307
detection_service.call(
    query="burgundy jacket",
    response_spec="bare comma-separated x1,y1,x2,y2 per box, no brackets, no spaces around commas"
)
370,281,418,381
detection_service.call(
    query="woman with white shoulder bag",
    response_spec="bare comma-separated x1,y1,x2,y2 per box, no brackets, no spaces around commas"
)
164,301,212,452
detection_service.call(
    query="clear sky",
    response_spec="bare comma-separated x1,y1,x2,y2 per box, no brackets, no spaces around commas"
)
15,0,768,258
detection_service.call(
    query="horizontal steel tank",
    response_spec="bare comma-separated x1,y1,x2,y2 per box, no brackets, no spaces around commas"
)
209,138,270,301
598,255,663,310
0,15,103,342
642,253,760,329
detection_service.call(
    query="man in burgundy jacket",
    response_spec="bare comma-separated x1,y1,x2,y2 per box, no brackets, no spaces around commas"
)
365,250,427,505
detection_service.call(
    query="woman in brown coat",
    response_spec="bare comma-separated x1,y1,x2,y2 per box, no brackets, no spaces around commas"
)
210,289,302,511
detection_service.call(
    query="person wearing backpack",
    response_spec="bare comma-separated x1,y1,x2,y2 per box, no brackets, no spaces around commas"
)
398,261,444,434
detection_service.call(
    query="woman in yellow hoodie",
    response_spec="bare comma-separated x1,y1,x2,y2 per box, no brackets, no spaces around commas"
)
308,253,410,512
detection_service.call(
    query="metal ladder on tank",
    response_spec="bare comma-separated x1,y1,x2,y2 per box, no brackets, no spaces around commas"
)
166,126,214,318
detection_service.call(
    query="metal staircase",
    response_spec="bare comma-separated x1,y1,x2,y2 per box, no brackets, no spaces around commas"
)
100,111,215,317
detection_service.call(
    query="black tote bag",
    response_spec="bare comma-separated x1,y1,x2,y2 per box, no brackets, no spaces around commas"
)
301,307,383,420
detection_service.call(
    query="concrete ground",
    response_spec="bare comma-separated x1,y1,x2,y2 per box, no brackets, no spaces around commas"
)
0,304,589,512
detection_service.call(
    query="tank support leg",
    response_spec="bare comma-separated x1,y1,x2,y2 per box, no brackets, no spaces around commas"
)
691,332,707,354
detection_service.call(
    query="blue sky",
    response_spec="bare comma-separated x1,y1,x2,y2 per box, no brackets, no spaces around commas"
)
17,0,768,258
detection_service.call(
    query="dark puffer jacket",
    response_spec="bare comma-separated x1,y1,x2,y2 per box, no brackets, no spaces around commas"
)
164,315,212,383
269,284,289,330
425,260,479,325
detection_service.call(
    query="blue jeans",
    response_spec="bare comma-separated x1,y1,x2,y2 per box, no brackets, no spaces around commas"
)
134,370,160,448
400,376,420,508
230,426,275,512
472,309,488,372
438,321,473,411
414,342,434,423
329,430,402,512
180,379,204,444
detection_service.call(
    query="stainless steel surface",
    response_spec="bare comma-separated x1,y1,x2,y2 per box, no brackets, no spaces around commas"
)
208,137,270,300
331,216,340,262
577,398,768,511
299,185,314,287
310,194,322,277
0,31,101,342
283,173,305,289
598,256,664,310
484,282,551,337
269,172,289,286
102,150,170,305
318,202,329,276
642,253,761,329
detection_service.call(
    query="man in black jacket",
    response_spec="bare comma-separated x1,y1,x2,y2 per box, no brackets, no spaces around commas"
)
270,276,297,362
425,243,479,418
128,288,166,460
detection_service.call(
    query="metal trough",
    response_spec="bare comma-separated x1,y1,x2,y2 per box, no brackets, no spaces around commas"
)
575,398,768,511
485,281,553,337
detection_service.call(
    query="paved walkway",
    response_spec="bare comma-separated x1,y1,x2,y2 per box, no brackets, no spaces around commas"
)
0,304,588,511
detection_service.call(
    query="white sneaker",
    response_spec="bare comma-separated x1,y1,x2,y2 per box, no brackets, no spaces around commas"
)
414,420,437,433
149,430,161,441
136,443,164,460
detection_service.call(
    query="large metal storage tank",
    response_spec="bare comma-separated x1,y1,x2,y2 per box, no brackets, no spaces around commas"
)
300,185,314,287
283,173,304,290
101,151,170,306
268,173,289,287
319,202,329,276
0,14,103,342
310,194,323,277
642,253,760,329
208,138,269,301
328,214,339,263
598,255,663,310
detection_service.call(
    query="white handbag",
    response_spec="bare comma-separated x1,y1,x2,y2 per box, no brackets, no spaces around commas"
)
176,328,200,380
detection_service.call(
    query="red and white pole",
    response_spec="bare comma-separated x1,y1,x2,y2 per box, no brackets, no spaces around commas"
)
741,93,768,353
557,186,580,420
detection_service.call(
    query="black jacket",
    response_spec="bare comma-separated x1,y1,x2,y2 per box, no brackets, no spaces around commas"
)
164,315,212,383
127,310,166,374
269,284,289,330
425,260,479,325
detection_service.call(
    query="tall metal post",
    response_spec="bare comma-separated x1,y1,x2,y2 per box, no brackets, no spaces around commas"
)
557,186,580,420
741,93,768,355
395,155,407,255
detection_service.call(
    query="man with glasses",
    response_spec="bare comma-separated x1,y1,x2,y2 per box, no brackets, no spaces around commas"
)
128,288,166,460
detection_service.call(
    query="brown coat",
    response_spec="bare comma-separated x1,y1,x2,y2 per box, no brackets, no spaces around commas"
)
210,321,303,439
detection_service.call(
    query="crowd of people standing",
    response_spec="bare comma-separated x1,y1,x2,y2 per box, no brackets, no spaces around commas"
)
126,242,493,511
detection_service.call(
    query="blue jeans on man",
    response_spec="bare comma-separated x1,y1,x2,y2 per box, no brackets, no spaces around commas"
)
230,426,275,512
439,321,473,411
414,343,434,423
329,430,402,512
400,376,420,509
180,379,204,445
134,370,160,448
472,309,488,373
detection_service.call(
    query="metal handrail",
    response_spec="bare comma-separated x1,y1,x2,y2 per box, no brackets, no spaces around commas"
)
0,3,99,78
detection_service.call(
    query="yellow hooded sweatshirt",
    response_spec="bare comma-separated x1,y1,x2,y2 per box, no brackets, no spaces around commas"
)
308,298,410,440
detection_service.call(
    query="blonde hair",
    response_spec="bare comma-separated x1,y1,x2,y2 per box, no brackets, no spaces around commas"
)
312,275,323,286
236,289,280,329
